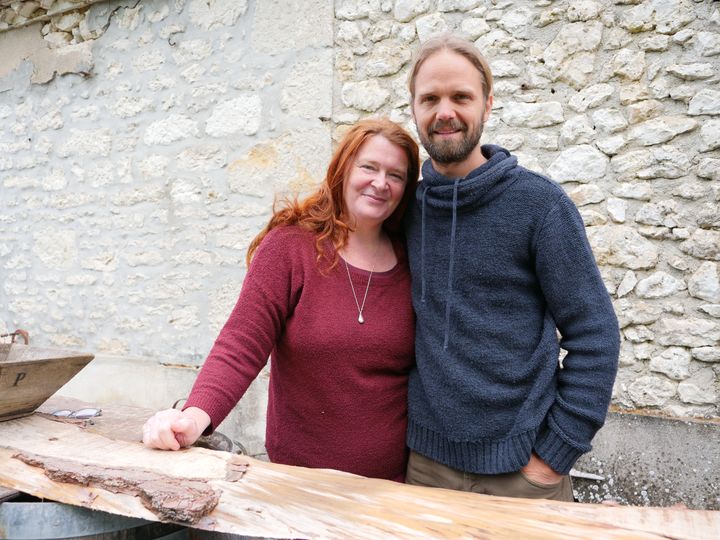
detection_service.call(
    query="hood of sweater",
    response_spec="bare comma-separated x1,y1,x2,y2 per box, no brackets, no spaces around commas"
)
416,144,520,350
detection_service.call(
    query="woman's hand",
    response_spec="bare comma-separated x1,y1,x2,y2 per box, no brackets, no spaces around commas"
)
142,407,211,450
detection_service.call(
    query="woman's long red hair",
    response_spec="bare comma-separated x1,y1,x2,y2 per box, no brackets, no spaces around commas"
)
246,118,420,268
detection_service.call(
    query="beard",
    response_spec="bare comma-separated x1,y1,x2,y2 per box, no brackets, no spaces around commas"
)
418,118,484,164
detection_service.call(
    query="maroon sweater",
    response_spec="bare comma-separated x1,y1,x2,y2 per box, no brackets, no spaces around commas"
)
185,226,414,481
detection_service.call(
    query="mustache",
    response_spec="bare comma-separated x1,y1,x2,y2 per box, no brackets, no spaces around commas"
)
430,119,467,134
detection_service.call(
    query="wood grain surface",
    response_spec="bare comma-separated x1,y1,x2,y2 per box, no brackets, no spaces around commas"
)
0,397,718,539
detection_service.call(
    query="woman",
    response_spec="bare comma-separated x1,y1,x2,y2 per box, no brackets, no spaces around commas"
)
143,118,419,482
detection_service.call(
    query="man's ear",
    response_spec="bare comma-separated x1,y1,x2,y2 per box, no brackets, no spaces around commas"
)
483,94,494,123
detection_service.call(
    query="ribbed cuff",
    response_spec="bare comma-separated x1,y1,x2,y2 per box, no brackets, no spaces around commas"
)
533,425,585,475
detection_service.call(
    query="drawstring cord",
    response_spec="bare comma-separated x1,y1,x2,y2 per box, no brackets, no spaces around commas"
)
443,179,460,350
420,184,430,303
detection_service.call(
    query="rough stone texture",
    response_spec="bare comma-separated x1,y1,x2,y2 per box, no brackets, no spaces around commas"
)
0,0,718,452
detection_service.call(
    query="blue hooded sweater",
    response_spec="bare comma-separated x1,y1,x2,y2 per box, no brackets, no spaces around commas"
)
405,145,620,475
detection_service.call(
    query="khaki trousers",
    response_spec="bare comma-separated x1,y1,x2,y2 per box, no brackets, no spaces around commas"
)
406,451,574,502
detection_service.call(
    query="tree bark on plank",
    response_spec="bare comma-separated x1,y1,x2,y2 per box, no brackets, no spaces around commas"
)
0,399,718,539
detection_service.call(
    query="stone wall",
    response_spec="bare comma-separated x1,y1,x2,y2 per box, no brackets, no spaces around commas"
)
1,0,719,420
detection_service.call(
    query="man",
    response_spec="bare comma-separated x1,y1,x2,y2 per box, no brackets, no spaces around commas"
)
404,34,620,501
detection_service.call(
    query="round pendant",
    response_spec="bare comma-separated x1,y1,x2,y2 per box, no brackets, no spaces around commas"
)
358,313,365,324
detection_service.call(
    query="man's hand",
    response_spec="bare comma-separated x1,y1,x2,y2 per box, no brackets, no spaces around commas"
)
521,452,563,485
142,407,211,451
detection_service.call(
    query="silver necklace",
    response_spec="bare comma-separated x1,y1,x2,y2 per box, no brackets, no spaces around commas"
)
344,259,374,324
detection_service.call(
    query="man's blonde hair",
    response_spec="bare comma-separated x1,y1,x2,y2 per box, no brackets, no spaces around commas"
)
408,34,493,100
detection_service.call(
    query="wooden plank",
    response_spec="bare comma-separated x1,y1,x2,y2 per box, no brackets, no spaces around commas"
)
0,486,19,502
0,344,94,421
1,402,718,539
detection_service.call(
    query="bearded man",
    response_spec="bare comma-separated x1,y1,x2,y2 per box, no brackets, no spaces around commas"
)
403,34,620,501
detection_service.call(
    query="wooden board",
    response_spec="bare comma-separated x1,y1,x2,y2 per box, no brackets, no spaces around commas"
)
0,344,94,421
1,399,718,540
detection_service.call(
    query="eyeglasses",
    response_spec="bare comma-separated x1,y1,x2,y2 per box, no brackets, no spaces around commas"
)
50,407,102,419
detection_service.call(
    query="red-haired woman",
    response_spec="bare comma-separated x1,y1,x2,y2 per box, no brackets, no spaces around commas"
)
142,118,419,482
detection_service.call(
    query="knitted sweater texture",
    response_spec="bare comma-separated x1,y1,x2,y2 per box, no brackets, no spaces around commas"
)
185,226,414,481
406,145,620,475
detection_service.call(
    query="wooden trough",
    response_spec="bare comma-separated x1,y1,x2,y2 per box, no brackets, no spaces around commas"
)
0,343,94,421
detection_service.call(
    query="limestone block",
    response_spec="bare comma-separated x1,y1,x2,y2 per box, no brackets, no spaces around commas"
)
694,30,720,57
365,39,410,76
282,50,333,119
678,369,718,405
460,17,490,39
569,184,604,206
691,202,720,229
138,155,169,178
112,184,166,206
649,347,691,380
336,21,366,53
110,96,153,118
177,145,227,172
689,262,720,303
566,0,601,21
143,114,198,145
637,145,690,180
628,116,697,146
58,128,111,157
41,169,67,191
697,158,720,181
592,108,628,134
341,79,389,111
33,109,63,131
673,181,710,202
666,63,715,80
568,83,614,113
624,325,654,343
626,99,663,124
699,119,720,151
542,21,603,70
612,48,645,80
635,271,686,298
700,305,720,318
491,59,521,78
548,145,608,182
415,13,448,42
596,135,626,156
620,83,652,105
188,0,247,30
537,6,566,28
494,133,524,151
656,317,720,347
437,0,482,11
133,48,165,72
394,0,430,22
497,6,533,38
559,115,594,145
172,39,212,65
635,199,680,228
227,125,330,198
691,347,720,363
579,209,607,226
618,340,636,367
657,2,695,33
587,225,659,270
616,270,637,297
501,101,563,128
560,52,598,89
628,375,676,407
681,229,720,261
620,2,655,32
611,149,655,179
205,94,261,137
32,228,77,270
688,89,720,116
252,0,332,53
638,34,669,51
